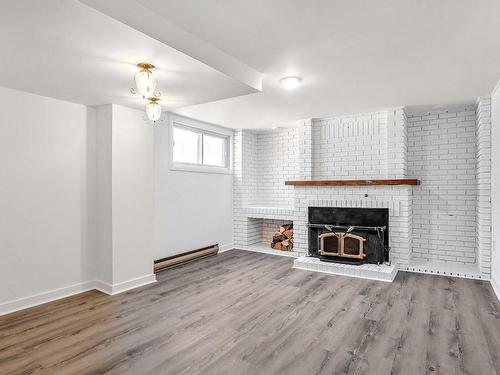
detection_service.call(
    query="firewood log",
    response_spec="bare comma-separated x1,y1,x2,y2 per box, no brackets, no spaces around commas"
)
273,234,286,242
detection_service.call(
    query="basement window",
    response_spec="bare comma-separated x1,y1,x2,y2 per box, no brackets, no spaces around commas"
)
169,115,232,173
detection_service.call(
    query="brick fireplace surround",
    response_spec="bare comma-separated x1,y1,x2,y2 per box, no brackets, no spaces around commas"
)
233,98,492,281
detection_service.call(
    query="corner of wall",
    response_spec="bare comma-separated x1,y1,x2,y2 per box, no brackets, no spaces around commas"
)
492,273,500,301
476,96,492,279
491,79,500,298
94,274,156,295
84,106,98,283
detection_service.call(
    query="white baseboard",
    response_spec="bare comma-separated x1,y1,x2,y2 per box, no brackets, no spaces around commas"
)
219,243,235,253
0,274,157,316
0,280,95,317
491,277,500,302
94,274,157,295
93,279,114,295
236,243,301,258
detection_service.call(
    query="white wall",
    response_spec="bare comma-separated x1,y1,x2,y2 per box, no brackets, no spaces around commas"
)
154,116,233,259
255,128,299,207
94,104,155,290
111,105,154,284
1,91,229,312
476,97,492,278
233,116,413,265
312,111,389,179
407,107,478,265
0,87,96,312
95,105,113,284
0,96,156,312
491,82,500,296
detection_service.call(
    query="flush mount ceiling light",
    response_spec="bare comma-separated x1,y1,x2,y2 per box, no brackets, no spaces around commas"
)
280,76,302,90
146,97,162,123
132,63,158,98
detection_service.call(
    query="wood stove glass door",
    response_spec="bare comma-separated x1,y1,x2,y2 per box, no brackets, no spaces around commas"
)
319,233,342,256
341,234,366,259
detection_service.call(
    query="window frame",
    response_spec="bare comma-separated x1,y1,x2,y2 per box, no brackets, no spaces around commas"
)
169,114,233,174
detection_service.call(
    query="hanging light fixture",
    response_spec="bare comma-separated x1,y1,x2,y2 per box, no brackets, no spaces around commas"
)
130,62,165,123
134,63,157,98
146,97,162,122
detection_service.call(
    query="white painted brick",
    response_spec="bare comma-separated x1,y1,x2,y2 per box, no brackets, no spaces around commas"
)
408,105,479,267
475,97,492,278
233,104,491,277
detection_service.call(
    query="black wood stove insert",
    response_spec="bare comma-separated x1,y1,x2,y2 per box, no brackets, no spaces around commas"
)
308,207,389,264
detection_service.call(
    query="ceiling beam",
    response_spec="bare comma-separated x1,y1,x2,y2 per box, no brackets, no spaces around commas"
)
78,0,263,92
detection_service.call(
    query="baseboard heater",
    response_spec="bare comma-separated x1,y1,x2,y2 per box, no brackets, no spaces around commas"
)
154,244,219,272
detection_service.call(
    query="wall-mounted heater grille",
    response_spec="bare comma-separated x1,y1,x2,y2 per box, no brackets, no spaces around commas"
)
154,244,219,272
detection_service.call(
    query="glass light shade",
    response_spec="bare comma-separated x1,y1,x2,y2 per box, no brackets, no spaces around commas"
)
135,69,157,98
146,101,162,122
280,76,302,90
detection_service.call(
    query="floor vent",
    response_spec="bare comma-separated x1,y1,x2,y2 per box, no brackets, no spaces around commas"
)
154,244,219,272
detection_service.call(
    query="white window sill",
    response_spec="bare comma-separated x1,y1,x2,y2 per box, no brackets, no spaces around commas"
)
169,163,233,175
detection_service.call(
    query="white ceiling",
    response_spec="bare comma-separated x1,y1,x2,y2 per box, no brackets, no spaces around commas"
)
2,1,500,129
133,0,500,128
0,1,259,112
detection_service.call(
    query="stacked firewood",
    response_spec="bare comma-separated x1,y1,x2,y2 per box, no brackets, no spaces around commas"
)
271,223,294,251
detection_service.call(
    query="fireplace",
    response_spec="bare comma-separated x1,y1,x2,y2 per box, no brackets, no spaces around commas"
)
319,232,366,259
308,207,389,264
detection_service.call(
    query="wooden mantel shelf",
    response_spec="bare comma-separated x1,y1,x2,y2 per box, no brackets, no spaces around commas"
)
285,179,420,186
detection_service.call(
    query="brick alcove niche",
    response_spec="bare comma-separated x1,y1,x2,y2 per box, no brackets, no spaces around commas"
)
235,218,299,257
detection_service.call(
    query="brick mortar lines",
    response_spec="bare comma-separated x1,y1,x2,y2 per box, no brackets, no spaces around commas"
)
407,106,478,266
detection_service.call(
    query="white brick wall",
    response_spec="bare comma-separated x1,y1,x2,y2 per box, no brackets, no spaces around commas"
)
387,108,408,178
233,130,259,246
298,120,313,180
233,104,491,277
255,128,299,207
234,111,412,263
233,128,298,246
233,130,258,206
312,111,390,179
476,97,492,277
407,106,478,265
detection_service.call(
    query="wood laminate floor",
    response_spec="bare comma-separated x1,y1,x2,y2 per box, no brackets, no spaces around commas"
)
1,250,500,375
